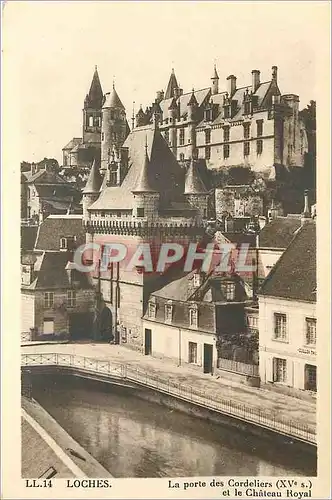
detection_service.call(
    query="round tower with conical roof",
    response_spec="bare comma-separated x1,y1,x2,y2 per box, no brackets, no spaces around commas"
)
184,158,209,219
211,64,219,95
82,158,102,220
131,139,159,220
101,84,128,172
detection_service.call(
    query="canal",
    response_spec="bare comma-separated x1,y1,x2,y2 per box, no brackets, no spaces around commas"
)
31,374,316,478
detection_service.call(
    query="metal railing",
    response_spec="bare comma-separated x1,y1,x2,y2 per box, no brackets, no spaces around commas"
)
217,358,259,377
21,353,316,445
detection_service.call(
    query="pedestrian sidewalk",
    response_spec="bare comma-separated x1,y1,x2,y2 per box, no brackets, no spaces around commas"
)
21,341,316,429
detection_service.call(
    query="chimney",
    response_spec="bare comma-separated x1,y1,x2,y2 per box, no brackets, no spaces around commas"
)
272,65,278,82
31,163,37,175
301,190,311,225
251,70,260,93
226,75,237,97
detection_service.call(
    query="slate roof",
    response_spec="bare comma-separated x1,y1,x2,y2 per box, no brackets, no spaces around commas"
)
85,66,103,109
23,251,93,290
62,138,83,151
21,226,38,252
259,221,316,302
159,88,211,120
34,215,85,251
90,125,191,211
103,85,125,109
259,216,301,249
82,159,102,194
184,159,207,194
165,69,179,99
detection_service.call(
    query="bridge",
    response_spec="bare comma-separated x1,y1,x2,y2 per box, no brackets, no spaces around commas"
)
21,352,316,446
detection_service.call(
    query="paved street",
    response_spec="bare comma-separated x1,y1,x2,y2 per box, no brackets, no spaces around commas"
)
21,341,316,430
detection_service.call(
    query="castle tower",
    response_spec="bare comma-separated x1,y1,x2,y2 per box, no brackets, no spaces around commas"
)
83,66,103,146
132,140,160,220
184,158,209,218
187,89,198,158
211,64,219,95
101,84,128,172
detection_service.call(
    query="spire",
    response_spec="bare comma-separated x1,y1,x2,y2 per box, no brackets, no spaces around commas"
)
103,84,125,109
165,68,179,99
83,159,102,194
184,158,207,195
211,64,219,80
85,66,103,109
168,97,178,110
132,138,157,193
188,88,198,106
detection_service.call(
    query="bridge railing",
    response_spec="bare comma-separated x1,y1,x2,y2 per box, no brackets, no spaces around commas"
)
21,353,316,445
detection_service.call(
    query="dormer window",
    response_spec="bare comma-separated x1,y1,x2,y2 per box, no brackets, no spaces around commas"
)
60,236,76,251
193,273,202,287
224,106,230,119
224,282,235,301
205,109,212,122
148,299,156,319
137,208,145,218
60,238,67,250
165,301,173,322
244,101,251,115
189,305,198,328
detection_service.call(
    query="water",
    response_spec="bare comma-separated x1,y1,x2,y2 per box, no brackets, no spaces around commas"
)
32,375,316,478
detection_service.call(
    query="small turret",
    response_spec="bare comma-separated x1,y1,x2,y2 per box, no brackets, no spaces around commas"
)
165,68,179,99
184,158,209,218
211,64,219,95
82,158,102,219
132,139,159,219
188,89,198,121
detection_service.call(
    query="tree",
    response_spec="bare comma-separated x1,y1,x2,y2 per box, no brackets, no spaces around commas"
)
300,100,316,195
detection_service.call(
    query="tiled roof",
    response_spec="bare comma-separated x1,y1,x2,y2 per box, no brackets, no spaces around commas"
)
25,251,93,290
90,125,190,211
259,221,316,302
62,138,83,151
259,216,301,248
34,215,85,251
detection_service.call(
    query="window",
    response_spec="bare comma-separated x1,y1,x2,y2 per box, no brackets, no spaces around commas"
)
205,146,211,160
205,129,211,144
223,126,230,142
67,290,76,307
224,106,230,119
88,116,94,127
188,342,198,364
205,109,212,122
274,313,287,340
273,358,287,383
223,144,230,159
189,308,198,328
102,132,105,141
257,120,263,137
305,364,317,392
243,123,250,139
179,128,185,145
225,282,235,301
244,141,250,157
148,301,156,319
244,102,251,115
179,153,185,162
305,318,316,346
137,208,145,217
247,315,258,329
60,238,67,250
44,292,54,308
257,139,263,155
193,273,201,287
165,303,173,322
164,130,169,143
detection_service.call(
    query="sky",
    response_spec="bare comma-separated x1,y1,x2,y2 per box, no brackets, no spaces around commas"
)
3,1,327,164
